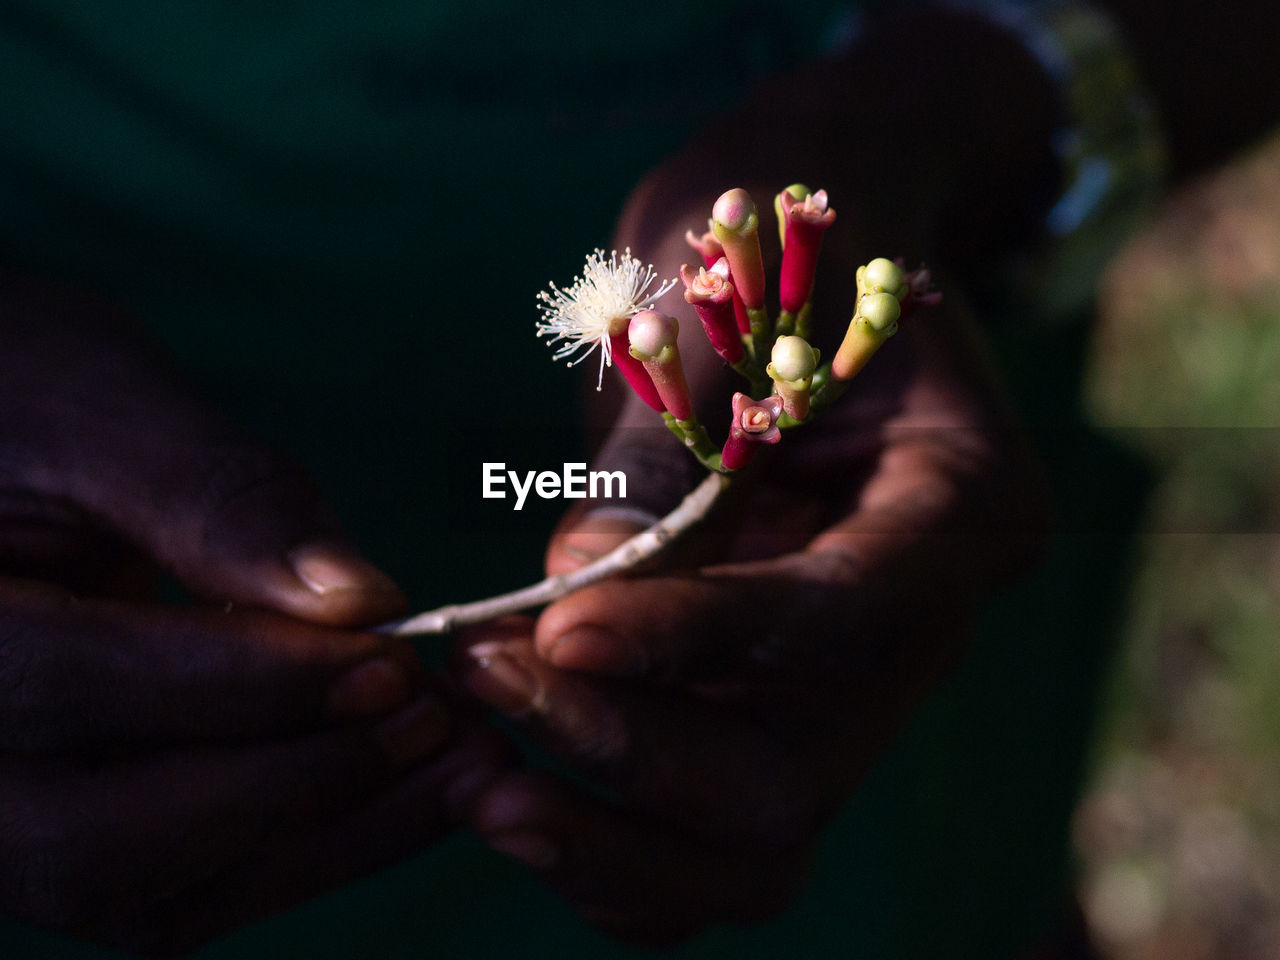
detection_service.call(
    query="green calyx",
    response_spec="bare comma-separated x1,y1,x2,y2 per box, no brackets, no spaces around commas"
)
712,211,759,244
630,342,679,365
766,364,812,392
712,188,760,239
628,309,679,361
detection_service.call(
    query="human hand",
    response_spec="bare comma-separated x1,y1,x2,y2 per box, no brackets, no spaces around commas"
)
0,275,511,953
453,226,1046,942
449,14,1061,930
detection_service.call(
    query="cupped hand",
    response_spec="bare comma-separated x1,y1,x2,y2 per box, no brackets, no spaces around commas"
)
454,234,1047,943
452,16,1060,928
0,274,511,954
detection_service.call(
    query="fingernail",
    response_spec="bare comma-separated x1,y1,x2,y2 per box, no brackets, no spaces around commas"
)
375,696,450,768
559,537,606,565
549,626,647,677
551,513,650,571
465,643,543,717
289,542,400,596
488,831,560,870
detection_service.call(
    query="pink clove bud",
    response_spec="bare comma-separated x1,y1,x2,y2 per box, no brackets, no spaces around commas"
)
710,188,767,311
778,188,836,314
721,392,784,470
609,332,665,411
628,310,693,421
680,259,744,364
685,225,725,269
773,183,809,250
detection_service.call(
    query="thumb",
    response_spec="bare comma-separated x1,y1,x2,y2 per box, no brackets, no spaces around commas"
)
4,277,403,626
544,411,713,577
533,545,965,689
147,441,407,627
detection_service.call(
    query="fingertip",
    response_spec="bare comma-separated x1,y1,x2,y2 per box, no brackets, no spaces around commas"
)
279,542,408,626
544,625,648,677
534,577,617,644
460,639,545,718
533,581,649,671
289,542,400,596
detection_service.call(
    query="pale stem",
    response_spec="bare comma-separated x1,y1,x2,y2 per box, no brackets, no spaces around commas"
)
377,471,732,636
793,302,813,341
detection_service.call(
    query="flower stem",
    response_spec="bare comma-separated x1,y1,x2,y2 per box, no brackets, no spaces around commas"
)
377,472,732,635
747,306,771,364
793,302,813,340
664,412,724,472
729,354,769,393
803,362,849,420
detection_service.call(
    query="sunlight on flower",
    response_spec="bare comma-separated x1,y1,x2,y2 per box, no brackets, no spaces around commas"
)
536,248,677,390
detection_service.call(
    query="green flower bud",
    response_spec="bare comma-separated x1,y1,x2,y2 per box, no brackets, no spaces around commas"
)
769,335,819,382
858,292,901,334
864,257,907,299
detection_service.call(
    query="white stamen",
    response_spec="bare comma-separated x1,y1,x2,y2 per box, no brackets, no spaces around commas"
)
536,248,677,390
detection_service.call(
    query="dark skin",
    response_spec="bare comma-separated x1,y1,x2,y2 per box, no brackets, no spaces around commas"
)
457,229,1047,941
457,9,1057,946
456,2,1280,945
4,0,1277,953
0,276,514,954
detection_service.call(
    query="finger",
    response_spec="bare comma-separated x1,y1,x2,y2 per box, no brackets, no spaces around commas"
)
532,552,853,681
543,414,710,576
0,578,426,753
3,282,403,626
530,552,966,754
110,719,516,955
149,443,407,627
467,770,809,945
0,484,159,599
536,440,987,680
457,632,839,851
0,692,453,944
